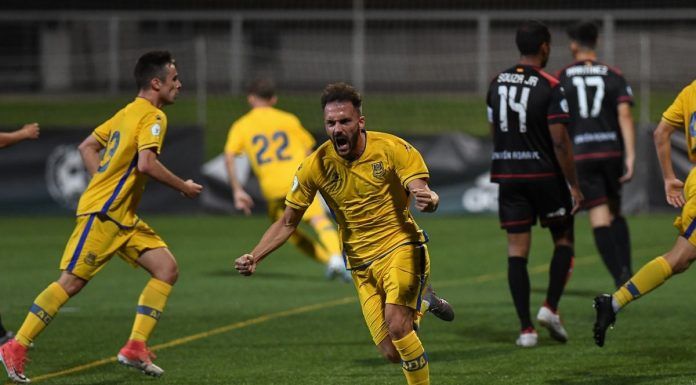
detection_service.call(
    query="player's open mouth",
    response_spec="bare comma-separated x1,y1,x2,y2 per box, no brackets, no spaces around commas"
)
334,135,350,152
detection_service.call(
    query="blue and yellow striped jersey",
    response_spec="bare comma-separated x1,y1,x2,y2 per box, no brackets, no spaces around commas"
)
663,80,696,163
76,97,168,227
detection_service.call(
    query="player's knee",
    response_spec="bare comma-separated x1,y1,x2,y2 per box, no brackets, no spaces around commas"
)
57,273,87,297
386,320,411,341
153,264,179,284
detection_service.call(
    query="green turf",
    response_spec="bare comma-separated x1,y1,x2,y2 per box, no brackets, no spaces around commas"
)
0,213,693,384
0,91,675,160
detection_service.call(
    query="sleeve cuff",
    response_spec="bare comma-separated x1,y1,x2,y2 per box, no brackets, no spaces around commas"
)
93,132,108,146
285,199,309,210
138,143,161,154
402,172,430,188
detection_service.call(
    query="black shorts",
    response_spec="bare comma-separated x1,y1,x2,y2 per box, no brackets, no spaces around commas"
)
498,178,573,233
576,158,623,209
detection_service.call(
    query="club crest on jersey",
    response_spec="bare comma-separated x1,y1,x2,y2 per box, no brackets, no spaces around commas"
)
85,252,98,267
372,161,385,179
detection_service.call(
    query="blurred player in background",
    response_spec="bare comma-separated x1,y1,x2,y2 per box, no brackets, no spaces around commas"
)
488,20,583,347
0,122,39,346
558,20,635,288
235,82,453,385
593,80,696,347
0,51,202,383
0,123,39,148
224,78,349,281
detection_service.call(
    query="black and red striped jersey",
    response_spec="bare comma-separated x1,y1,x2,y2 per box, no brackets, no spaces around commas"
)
557,60,633,161
487,64,570,183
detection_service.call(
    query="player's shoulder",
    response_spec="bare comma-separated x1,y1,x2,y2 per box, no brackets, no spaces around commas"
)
535,68,560,88
128,98,166,125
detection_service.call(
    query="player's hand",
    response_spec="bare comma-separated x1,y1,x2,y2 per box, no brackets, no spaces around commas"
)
233,188,254,215
664,177,685,208
619,158,635,184
569,186,584,215
412,188,439,212
20,123,40,140
235,253,257,276
182,179,203,199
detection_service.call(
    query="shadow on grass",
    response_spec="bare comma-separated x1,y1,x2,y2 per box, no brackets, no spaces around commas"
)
531,286,601,299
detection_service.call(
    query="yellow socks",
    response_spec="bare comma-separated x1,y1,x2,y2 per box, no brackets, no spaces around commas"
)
393,331,429,385
16,282,69,347
613,256,672,309
312,216,342,257
129,278,172,342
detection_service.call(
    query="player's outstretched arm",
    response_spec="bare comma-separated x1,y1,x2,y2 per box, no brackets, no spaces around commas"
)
548,122,584,214
78,135,105,176
138,148,202,199
653,120,684,207
224,151,254,215
617,103,636,183
235,206,305,276
407,178,439,213
0,123,40,149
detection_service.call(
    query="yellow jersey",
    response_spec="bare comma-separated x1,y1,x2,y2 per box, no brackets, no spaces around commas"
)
285,131,429,269
224,107,316,200
76,97,168,227
663,80,696,162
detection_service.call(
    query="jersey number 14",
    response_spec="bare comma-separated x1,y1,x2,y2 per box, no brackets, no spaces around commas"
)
498,85,530,133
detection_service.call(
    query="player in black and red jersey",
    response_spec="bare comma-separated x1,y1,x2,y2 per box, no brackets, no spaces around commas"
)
487,20,583,348
558,21,635,288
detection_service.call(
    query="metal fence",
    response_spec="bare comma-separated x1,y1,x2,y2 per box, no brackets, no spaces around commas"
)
1,8,696,126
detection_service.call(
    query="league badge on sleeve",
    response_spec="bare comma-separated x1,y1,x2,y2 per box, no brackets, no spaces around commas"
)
151,124,161,136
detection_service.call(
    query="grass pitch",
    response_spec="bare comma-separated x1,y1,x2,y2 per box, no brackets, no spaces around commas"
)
1,213,694,384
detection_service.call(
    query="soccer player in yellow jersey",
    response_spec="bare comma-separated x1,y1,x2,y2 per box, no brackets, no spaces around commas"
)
0,51,202,383
593,80,696,347
224,78,349,281
235,83,452,385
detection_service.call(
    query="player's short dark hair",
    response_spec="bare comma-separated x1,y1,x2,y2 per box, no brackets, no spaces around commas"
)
321,82,362,112
516,20,551,55
247,78,276,100
134,50,175,90
567,20,599,49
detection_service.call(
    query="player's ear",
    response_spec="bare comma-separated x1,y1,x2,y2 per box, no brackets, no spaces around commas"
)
150,77,162,91
358,115,366,130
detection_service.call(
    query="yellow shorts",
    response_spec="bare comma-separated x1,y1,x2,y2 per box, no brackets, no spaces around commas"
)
268,196,326,221
352,243,430,345
60,214,167,280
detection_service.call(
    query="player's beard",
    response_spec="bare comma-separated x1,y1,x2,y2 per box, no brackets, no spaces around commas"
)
333,129,360,160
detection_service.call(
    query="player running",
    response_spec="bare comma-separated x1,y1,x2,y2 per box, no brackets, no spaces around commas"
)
235,82,453,385
0,51,202,383
224,78,349,281
593,79,696,347
487,20,583,347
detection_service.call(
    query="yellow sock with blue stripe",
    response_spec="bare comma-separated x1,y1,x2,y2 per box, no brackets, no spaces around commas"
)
312,216,342,257
613,256,672,309
129,278,172,342
393,331,429,385
16,282,69,348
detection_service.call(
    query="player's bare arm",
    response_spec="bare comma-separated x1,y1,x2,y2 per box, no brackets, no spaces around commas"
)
223,151,254,215
408,178,439,213
653,119,684,208
617,103,636,183
235,205,305,276
138,148,202,199
78,135,105,176
0,122,40,148
548,122,584,213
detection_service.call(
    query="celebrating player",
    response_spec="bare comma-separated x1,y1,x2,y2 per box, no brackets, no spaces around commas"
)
593,79,696,346
224,78,349,281
558,20,635,288
0,51,202,383
487,20,583,347
235,82,453,385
